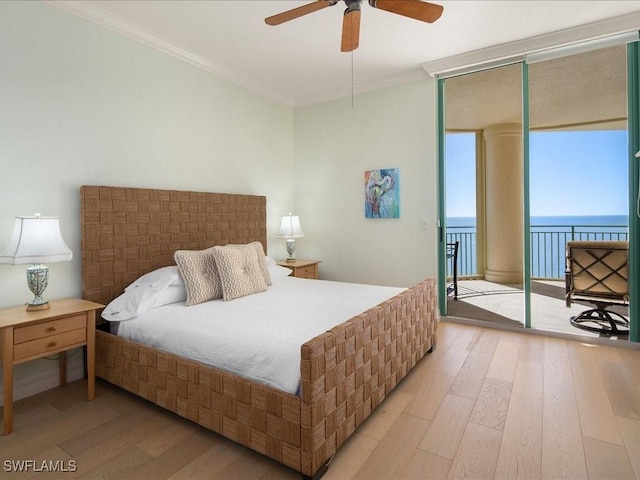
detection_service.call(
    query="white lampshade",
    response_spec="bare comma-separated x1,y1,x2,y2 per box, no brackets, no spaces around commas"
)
0,215,73,265
277,214,304,239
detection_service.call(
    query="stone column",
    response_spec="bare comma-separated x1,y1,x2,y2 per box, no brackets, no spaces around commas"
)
483,123,523,284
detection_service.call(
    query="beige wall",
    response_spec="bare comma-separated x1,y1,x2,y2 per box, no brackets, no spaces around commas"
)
0,2,295,400
294,81,439,287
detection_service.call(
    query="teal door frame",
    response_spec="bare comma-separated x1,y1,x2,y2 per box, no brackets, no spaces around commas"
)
436,65,529,322
627,40,640,342
522,62,532,329
437,78,447,317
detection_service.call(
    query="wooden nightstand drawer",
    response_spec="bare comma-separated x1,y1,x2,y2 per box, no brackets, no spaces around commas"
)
276,259,321,280
14,314,87,344
296,265,317,279
13,328,87,362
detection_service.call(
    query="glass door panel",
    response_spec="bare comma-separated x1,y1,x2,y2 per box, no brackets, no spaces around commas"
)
528,45,629,337
443,64,525,327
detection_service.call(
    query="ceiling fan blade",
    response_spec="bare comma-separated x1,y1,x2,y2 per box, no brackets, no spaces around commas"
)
265,0,335,26
369,0,443,23
341,9,361,52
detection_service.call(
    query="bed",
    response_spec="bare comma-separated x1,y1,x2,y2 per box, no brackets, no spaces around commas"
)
81,185,438,479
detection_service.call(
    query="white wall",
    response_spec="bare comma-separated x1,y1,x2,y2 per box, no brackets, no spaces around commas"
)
294,80,439,287
0,2,294,399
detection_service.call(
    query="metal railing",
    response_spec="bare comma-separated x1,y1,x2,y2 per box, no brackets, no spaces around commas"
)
446,224,628,280
445,228,477,277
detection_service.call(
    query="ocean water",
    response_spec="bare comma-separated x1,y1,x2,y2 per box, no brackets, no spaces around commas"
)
446,215,629,278
447,214,629,228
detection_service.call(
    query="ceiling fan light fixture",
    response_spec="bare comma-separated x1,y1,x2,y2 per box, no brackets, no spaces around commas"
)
345,0,363,13
265,0,443,51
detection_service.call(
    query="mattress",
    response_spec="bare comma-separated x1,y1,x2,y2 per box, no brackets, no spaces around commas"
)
115,277,405,394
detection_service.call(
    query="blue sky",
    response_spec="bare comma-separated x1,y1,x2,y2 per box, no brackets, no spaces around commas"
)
446,130,629,218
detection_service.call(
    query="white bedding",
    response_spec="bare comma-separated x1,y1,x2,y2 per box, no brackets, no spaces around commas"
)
115,277,405,394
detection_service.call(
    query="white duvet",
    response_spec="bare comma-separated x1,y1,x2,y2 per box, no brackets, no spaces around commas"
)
115,277,405,394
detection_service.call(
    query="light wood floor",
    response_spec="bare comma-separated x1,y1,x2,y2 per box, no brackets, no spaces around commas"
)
4,320,640,479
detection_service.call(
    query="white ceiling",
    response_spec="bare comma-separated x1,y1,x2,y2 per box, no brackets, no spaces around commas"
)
49,1,640,106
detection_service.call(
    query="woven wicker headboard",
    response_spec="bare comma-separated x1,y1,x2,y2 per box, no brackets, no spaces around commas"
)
81,185,267,306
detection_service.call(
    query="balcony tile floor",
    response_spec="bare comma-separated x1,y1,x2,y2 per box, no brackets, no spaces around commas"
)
446,279,629,343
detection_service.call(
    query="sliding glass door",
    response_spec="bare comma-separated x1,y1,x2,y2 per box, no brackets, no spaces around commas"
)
527,44,629,336
438,35,638,341
439,64,525,326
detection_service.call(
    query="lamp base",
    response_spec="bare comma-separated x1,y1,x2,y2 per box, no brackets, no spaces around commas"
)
26,302,50,312
25,264,50,312
285,239,297,263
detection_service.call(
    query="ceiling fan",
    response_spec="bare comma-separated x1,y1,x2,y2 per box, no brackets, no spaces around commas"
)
265,0,444,52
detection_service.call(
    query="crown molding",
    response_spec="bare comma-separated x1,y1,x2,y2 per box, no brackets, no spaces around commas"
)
44,1,295,107
422,11,640,77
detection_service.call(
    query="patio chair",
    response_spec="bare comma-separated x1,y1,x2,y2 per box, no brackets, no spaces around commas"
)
446,241,459,300
565,240,629,335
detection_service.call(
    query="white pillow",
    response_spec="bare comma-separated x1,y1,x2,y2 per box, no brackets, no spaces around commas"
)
124,266,183,291
266,257,277,267
269,263,293,280
102,285,187,321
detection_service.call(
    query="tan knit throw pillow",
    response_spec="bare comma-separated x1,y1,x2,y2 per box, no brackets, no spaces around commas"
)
212,244,268,301
226,241,272,286
174,247,222,306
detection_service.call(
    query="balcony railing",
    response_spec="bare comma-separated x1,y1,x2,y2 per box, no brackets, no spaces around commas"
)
446,224,628,280
446,227,477,277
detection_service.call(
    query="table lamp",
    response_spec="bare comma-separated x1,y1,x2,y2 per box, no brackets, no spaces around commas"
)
277,213,304,262
0,214,73,311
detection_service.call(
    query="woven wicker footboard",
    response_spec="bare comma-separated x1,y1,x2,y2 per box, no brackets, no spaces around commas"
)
94,277,438,477
299,277,438,475
95,330,305,471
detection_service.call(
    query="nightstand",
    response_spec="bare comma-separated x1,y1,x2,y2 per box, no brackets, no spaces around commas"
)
277,259,321,279
0,297,104,435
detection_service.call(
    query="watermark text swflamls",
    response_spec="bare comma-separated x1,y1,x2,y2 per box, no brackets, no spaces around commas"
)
3,460,77,473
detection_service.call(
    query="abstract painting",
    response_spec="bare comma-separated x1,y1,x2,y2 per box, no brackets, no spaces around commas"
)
365,168,399,218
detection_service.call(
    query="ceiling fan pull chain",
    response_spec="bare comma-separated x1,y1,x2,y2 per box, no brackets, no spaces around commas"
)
351,50,355,109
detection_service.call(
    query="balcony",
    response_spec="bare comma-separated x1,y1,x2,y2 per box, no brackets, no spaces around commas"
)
447,223,629,279
445,223,629,339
